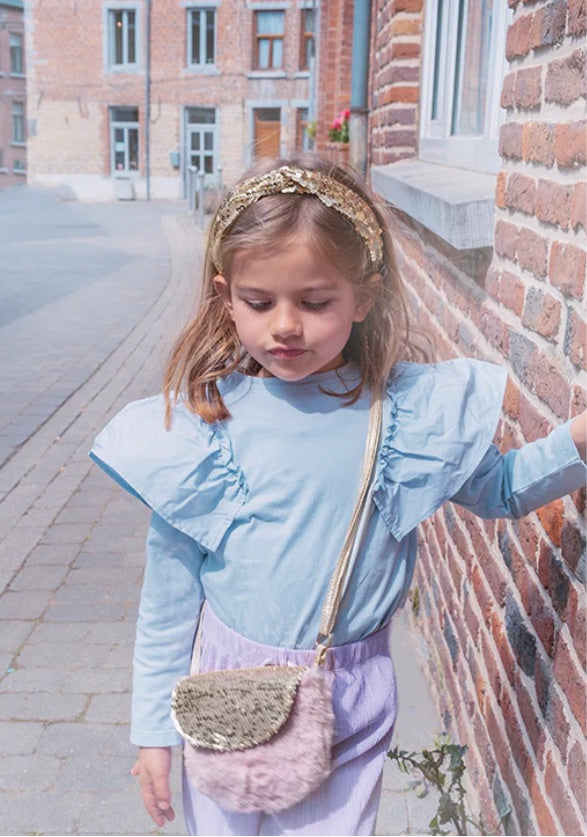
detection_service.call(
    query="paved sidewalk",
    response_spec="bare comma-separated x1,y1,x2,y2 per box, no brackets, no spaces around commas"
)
0,196,443,836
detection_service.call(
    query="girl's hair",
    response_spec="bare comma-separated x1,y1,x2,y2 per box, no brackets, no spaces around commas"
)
163,153,427,424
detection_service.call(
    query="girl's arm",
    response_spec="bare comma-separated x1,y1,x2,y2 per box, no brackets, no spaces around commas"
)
450,415,586,519
570,411,586,461
131,512,206,824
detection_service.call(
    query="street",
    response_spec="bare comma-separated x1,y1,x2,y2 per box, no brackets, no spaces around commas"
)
0,187,442,836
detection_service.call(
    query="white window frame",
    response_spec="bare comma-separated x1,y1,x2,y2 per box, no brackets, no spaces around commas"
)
187,7,217,68
10,33,24,75
185,106,218,181
12,101,25,144
420,0,510,174
105,4,140,71
110,106,140,174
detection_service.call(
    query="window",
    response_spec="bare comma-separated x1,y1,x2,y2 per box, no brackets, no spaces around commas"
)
253,11,284,70
12,102,25,144
186,107,216,175
299,8,315,71
188,8,216,67
13,159,25,174
110,106,139,173
253,107,281,158
420,0,509,173
108,8,137,69
10,33,24,75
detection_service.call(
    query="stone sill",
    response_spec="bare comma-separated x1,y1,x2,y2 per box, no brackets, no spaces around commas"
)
370,159,496,250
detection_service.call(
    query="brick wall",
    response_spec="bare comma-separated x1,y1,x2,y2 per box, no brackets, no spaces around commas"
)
0,1,26,187
314,0,353,152
369,1,586,833
370,0,422,165
26,0,310,198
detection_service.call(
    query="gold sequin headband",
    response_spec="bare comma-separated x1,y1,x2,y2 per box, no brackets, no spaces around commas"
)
210,165,384,273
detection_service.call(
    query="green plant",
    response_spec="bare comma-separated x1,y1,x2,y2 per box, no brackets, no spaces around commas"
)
388,734,489,835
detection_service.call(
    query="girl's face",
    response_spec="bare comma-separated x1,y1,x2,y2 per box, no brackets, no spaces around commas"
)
214,238,376,380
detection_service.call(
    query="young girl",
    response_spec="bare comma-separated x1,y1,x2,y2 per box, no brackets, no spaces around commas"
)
90,154,586,836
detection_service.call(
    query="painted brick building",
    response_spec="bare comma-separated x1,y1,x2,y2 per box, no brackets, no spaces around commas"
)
369,0,586,833
25,0,316,199
0,0,26,186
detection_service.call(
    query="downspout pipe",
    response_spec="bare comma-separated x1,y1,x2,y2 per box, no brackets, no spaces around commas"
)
349,0,372,174
145,0,152,200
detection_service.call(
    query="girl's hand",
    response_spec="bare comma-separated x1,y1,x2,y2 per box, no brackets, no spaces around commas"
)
131,746,176,826
571,410,587,462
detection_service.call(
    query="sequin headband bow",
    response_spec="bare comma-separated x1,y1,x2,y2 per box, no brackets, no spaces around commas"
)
210,165,384,273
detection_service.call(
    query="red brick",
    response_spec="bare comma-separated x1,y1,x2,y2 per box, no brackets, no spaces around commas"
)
513,65,542,109
390,42,420,59
561,520,587,577
501,71,516,109
499,122,524,159
531,0,567,48
534,353,571,417
494,219,518,260
537,499,565,546
546,685,571,760
513,516,541,569
530,776,561,836
495,171,507,209
553,120,587,170
571,384,587,417
571,181,587,231
549,241,586,299
568,739,587,817
518,393,551,443
505,172,537,214
391,0,423,12
566,307,587,370
535,178,573,230
565,585,586,670
553,632,586,734
515,671,546,760
521,287,562,341
545,749,585,834
389,18,421,35
522,121,555,166
506,15,534,59
498,270,526,316
545,49,587,105
568,0,587,35
503,375,521,418
517,226,548,277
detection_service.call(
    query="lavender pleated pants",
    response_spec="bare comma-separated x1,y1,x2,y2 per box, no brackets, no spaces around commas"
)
182,605,397,836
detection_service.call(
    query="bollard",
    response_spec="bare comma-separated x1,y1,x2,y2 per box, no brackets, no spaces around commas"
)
188,166,198,214
197,170,205,229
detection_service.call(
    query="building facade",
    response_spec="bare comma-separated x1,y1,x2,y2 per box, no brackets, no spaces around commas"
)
369,0,586,833
25,0,317,199
0,0,26,187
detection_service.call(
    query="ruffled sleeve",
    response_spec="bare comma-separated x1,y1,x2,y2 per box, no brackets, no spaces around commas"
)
373,359,507,541
89,396,248,552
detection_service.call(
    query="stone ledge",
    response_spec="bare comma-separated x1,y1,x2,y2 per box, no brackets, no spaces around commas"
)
371,159,497,250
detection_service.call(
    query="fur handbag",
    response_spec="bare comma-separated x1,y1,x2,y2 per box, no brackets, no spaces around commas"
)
171,396,382,814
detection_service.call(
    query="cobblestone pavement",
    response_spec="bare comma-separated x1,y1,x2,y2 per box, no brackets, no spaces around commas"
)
0,189,442,836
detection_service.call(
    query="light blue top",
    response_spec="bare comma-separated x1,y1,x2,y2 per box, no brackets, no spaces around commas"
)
89,359,586,746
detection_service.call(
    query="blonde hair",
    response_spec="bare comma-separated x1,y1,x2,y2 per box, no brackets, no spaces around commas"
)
164,153,427,424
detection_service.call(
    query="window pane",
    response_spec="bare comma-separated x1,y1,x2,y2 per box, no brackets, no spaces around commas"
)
128,128,139,169
206,11,215,63
191,11,201,63
127,11,136,64
187,107,215,124
114,11,124,63
204,156,213,174
112,106,139,122
452,0,493,135
10,34,23,74
430,0,445,121
257,11,284,35
272,38,283,68
204,132,213,151
258,39,270,69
